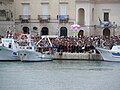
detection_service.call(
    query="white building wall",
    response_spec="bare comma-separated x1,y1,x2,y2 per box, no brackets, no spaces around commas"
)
76,3,94,26
0,0,15,36
76,2,95,36
1,0,120,36
95,3,120,26
14,0,75,36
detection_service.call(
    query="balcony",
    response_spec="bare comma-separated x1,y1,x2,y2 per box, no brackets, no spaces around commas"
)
0,10,13,21
19,15,31,23
38,15,50,23
57,15,69,23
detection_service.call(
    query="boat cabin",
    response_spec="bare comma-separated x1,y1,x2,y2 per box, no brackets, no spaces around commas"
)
1,38,18,50
111,45,120,52
18,34,35,51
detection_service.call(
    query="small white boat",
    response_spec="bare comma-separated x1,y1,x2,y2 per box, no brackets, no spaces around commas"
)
18,46,53,61
96,45,120,61
0,38,19,61
18,35,54,61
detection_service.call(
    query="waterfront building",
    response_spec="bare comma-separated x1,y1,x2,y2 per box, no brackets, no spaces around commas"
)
0,0,120,37
14,0,75,36
0,0,15,36
76,0,120,37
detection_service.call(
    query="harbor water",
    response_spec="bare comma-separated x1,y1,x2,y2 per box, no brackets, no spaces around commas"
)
0,60,120,90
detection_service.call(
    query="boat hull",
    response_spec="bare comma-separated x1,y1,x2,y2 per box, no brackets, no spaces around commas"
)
0,46,19,61
18,50,53,61
96,47,120,61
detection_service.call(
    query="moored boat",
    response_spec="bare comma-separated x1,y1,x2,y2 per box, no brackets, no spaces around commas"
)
96,45,120,61
18,35,54,61
18,46,53,61
0,38,19,61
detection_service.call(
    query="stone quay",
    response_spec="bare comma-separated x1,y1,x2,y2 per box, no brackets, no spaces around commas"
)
53,52,102,61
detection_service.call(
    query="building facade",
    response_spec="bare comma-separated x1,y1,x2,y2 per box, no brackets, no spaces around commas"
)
0,0,14,36
0,0,120,37
76,0,120,37
14,0,75,37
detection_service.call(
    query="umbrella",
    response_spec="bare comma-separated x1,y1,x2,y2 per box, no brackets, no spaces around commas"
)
70,24,81,36
70,24,80,30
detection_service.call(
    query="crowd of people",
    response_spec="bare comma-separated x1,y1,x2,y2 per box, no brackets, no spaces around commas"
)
33,35,120,54
1,32,120,54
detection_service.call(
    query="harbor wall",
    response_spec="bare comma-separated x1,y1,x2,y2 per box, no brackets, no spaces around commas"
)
53,52,103,60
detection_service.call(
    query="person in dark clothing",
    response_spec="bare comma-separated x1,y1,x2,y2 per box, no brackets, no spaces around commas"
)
67,44,71,52
76,45,80,53
71,44,74,53
63,44,67,52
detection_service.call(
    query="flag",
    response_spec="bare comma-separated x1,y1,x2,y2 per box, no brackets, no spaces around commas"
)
98,17,110,27
99,17,102,25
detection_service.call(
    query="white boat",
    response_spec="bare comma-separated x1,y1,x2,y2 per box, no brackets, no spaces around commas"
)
0,38,19,61
96,45,120,61
18,35,55,61
18,46,53,61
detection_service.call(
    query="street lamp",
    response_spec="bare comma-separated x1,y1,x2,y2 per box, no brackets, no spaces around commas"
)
112,22,117,36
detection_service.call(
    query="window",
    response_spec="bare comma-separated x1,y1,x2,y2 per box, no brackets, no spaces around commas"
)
41,3,49,19
27,47,32,49
59,3,67,15
104,12,109,21
22,3,30,15
41,3,49,15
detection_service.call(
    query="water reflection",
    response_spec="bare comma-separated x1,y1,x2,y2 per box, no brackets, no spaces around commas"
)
52,60,118,71
0,60,120,90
